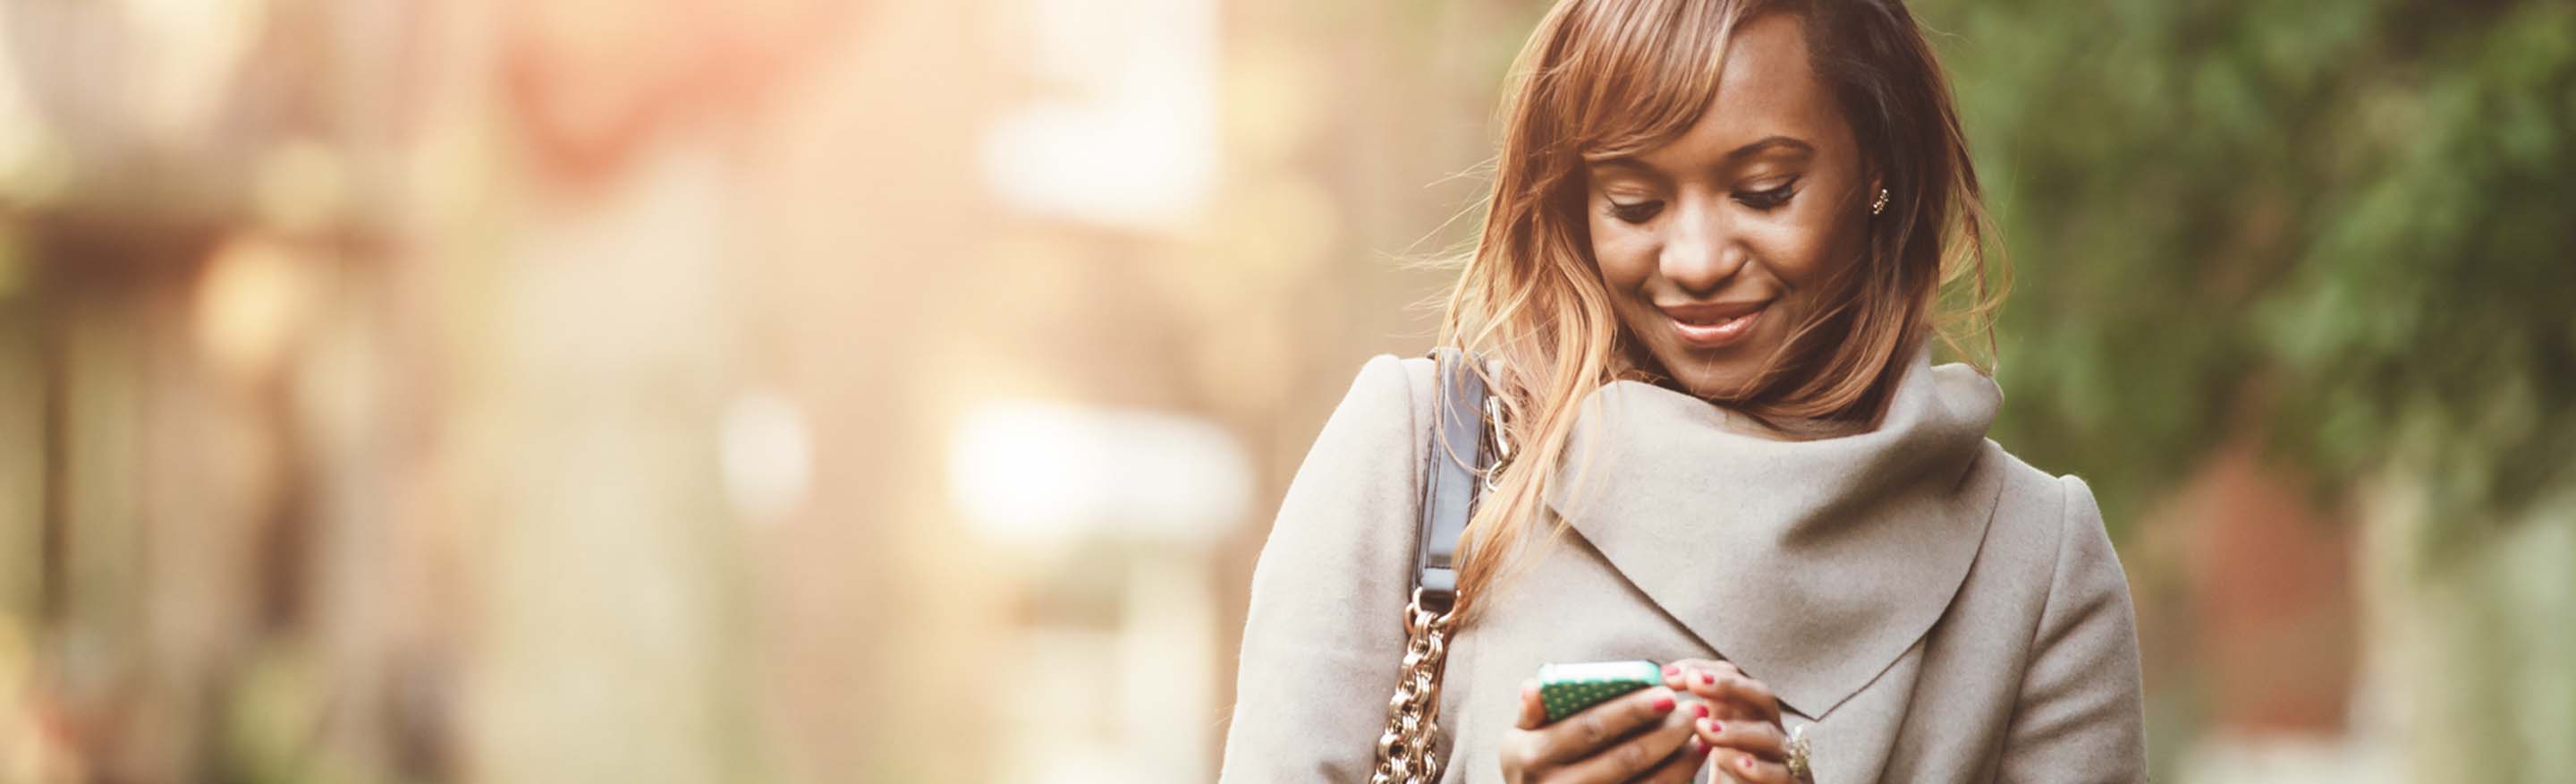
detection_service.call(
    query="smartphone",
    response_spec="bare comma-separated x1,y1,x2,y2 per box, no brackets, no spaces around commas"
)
1535,660,1667,723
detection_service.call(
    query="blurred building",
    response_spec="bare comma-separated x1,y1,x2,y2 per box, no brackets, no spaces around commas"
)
0,0,1517,780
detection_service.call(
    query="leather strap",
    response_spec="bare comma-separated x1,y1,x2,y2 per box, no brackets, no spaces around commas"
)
1415,348,1491,615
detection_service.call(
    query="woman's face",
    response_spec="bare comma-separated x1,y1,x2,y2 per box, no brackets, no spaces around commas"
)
1583,12,1873,400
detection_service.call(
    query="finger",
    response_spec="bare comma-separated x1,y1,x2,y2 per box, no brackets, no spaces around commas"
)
1661,659,1736,686
1529,686,1682,765
1694,716,1788,762
1546,699,1697,782
1717,749,1793,784
1631,735,1707,784
1497,728,1549,780
1517,679,1548,731
1660,659,1713,690
1682,669,1781,724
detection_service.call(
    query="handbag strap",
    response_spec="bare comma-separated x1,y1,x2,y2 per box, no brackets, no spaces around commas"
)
1372,348,1496,784
1414,347,1492,614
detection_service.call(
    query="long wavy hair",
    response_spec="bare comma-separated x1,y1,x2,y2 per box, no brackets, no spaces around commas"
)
1437,0,2005,624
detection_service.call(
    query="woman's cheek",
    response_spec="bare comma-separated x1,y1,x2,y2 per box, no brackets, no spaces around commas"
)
1589,229,1656,288
1748,222,1826,288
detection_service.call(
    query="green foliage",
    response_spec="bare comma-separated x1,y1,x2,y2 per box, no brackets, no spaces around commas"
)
1926,0,2576,540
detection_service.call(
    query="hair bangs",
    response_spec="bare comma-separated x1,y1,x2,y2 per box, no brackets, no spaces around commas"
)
1549,0,1757,163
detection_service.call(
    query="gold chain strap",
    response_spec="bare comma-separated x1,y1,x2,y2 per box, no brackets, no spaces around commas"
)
1371,590,1457,784
1372,367,1506,784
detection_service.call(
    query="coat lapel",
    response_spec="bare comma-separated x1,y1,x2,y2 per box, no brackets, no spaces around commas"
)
1540,351,2005,720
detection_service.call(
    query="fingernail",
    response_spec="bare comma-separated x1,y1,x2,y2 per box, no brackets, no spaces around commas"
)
1741,754,1758,771
1687,737,1706,754
1663,663,1679,677
1699,671,1716,686
1651,692,1676,712
1690,702,1709,719
1711,720,1724,733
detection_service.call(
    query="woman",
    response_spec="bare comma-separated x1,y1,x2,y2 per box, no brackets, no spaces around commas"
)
1219,0,2143,782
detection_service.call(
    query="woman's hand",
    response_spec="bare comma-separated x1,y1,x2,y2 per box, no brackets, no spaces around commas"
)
1664,659,1800,783
1498,680,1705,783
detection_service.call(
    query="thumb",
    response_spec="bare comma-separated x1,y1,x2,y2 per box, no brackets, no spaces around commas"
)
1514,679,1548,730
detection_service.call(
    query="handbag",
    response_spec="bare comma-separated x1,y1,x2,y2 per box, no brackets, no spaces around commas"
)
1371,348,1503,784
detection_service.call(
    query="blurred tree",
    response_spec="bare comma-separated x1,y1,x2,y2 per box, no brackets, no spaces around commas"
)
1927,0,2576,550
1923,1,2576,777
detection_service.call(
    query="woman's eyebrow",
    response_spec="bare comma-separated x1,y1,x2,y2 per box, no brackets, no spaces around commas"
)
1581,156,1653,172
1726,135,1815,161
1583,136,1815,172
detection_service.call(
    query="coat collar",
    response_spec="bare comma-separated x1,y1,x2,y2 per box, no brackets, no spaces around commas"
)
1540,349,2005,720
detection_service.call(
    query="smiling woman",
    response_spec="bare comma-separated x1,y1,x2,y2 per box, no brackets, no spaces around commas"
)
1218,1,2140,783
1580,12,1887,403
1542,2,1996,425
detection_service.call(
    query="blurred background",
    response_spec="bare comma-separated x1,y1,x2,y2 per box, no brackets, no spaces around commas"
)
0,0,2568,780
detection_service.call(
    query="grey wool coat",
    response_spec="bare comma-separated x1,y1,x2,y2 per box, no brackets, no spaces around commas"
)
1218,351,2145,783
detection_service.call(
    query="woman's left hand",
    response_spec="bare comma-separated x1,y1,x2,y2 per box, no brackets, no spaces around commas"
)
1662,659,1800,783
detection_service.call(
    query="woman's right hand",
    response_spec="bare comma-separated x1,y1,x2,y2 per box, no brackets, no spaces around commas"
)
1498,680,1707,783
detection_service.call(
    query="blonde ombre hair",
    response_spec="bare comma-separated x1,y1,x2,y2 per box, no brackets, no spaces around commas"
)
1436,0,2004,623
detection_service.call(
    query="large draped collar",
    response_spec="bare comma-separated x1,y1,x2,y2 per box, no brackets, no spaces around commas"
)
1540,349,2006,720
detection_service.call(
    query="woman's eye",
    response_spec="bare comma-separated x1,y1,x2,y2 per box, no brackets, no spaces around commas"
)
1606,200,1664,224
1734,178,1800,210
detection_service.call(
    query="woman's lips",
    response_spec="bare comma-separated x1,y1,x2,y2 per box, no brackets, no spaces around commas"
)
1661,301,1767,348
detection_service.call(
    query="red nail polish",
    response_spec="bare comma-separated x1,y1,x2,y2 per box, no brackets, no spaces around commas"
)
1690,702,1709,718
1741,755,1758,771
1699,671,1716,686
1711,720,1724,733
1652,694,1675,712
1663,663,1679,677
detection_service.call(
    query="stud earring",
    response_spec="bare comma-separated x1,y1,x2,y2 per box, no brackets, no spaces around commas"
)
1869,188,1889,216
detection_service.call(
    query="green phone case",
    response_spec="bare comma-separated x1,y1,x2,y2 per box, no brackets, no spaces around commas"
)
1535,660,1665,722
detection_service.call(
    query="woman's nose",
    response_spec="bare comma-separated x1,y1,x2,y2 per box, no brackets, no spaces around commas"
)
1658,201,1745,295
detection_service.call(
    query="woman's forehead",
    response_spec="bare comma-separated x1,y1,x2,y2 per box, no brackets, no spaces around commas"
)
1616,12,1847,174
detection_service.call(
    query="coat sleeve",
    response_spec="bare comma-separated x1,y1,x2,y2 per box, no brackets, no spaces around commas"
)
1996,476,2148,783
1218,354,1426,783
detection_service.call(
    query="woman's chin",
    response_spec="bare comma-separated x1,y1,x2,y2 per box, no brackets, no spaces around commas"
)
1657,362,1760,402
